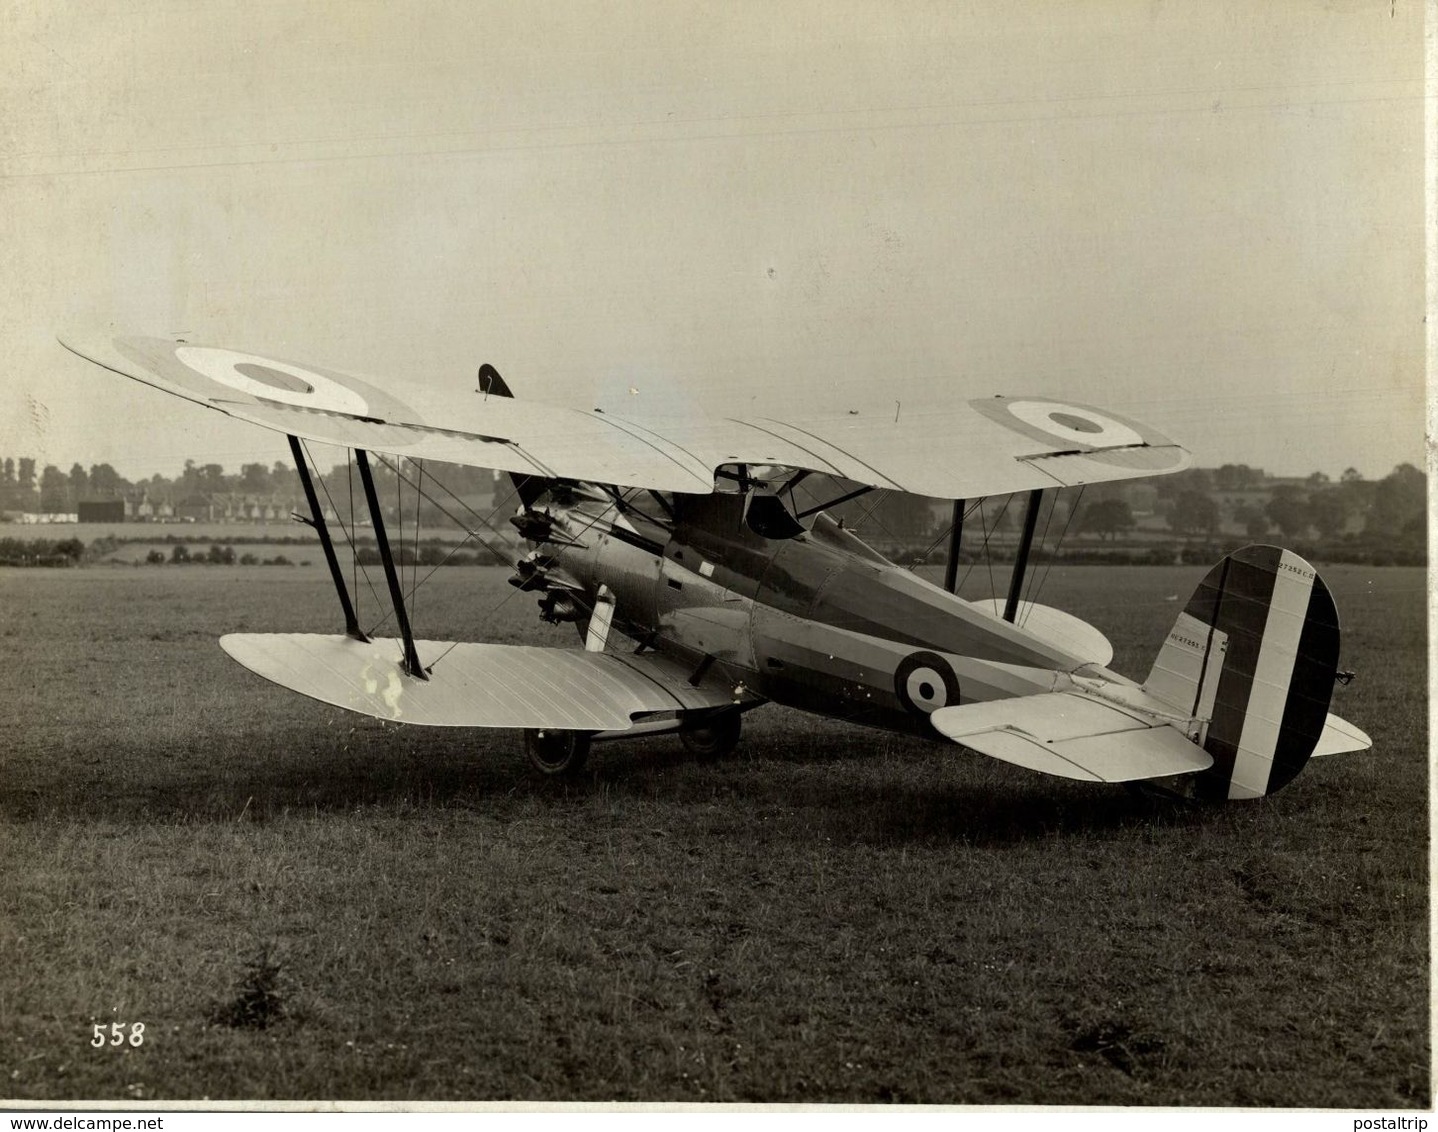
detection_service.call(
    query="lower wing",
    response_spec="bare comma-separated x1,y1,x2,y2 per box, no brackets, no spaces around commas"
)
220,633,757,730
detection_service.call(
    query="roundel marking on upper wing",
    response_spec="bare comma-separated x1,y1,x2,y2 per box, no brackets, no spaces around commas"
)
233,362,312,395
1005,400,1145,449
174,346,371,416
894,651,961,716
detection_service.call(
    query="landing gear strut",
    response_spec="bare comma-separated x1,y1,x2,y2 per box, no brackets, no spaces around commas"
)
524,728,592,777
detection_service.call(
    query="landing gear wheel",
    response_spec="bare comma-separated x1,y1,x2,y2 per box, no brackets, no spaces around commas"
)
679,710,743,760
524,729,592,777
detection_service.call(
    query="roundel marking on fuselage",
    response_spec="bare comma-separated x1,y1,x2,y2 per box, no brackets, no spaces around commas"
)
1004,400,1145,449
174,346,371,417
894,650,961,716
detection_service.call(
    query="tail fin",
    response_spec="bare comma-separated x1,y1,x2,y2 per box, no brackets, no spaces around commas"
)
1143,545,1343,800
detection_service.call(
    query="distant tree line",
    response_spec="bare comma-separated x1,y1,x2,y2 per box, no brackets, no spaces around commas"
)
0,535,87,566
0,453,1426,565
824,461,1426,567
0,453,501,525
0,533,510,569
1146,463,1425,546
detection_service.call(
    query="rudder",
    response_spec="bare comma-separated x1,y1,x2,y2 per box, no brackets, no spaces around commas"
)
1144,545,1341,800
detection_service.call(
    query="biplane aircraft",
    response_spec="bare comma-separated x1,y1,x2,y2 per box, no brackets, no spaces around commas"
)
61,329,1371,801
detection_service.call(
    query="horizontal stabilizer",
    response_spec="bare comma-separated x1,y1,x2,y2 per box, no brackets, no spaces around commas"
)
930,692,1211,783
219,633,753,729
1310,713,1372,758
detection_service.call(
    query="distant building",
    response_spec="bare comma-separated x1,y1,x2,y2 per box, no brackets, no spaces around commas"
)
232,493,297,522
175,494,215,522
171,492,297,523
132,491,175,521
78,500,126,523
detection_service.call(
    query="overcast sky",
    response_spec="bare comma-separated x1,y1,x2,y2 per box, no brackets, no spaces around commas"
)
0,0,1426,485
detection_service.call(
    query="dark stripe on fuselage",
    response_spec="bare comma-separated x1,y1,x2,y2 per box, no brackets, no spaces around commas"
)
606,523,667,557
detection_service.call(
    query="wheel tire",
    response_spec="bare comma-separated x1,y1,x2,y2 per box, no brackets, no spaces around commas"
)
524,729,592,777
679,710,743,760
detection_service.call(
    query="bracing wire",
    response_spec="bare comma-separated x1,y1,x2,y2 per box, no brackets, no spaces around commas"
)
979,503,996,603
788,477,909,552
837,487,919,555
303,440,385,617
912,498,984,577
413,459,424,628
390,455,523,544
299,452,631,665
1016,490,1061,625
347,454,358,622
362,456,615,647
850,488,890,535
951,499,990,594
912,515,958,569
425,484,620,672
395,454,403,596
385,483,526,661
371,454,516,565
358,464,490,639
1025,486,1085,618
979,494,1015,604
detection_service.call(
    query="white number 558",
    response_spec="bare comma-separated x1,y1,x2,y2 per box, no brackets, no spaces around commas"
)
91,1022,144,1047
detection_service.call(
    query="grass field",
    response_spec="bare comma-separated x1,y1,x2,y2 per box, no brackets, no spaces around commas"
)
0,562,1427,1106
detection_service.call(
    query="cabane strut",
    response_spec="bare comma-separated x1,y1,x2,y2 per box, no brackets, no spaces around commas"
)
943,499,965,594
1004,488,1044,623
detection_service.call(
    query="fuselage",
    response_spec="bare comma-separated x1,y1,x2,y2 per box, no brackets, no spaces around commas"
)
519,485,1117,738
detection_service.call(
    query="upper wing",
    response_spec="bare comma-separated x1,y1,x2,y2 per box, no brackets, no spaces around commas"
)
219,633,757,729
60,327,1189,499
